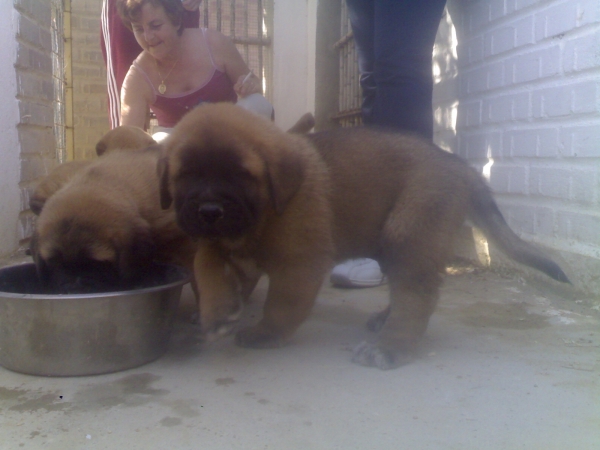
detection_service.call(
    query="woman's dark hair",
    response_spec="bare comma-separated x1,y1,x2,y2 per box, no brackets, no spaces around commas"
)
117,0,185,35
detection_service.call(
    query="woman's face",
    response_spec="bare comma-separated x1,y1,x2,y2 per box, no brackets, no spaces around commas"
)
131,2,180,60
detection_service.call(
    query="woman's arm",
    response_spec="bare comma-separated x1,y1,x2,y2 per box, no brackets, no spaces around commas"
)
207,30,262,98
120,64,153,129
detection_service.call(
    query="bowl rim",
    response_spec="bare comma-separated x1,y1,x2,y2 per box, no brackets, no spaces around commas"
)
0,262,191,300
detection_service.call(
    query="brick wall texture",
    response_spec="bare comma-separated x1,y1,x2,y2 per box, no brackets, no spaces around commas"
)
12,0,108,248
13,0,55,247
71,0,110,159
434,0,600,291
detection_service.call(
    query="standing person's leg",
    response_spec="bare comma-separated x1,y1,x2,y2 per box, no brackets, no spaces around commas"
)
370,0,446,139
332,0,446,289
346,0,376,122
332,0,384,289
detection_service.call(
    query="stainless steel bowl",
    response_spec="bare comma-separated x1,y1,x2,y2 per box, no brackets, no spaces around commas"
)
0,263,189,376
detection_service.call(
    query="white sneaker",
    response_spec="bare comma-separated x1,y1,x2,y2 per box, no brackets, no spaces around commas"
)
330,258,386,288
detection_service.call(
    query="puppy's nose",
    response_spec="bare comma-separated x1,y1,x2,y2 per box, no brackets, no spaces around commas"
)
199,203,224,224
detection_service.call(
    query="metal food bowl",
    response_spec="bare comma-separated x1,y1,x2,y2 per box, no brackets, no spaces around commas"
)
0,263,189,377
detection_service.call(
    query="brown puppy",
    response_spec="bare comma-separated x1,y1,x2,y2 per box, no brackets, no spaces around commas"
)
30,126,155,215
95,125,156,156
159,103,569,369
32,147,196,294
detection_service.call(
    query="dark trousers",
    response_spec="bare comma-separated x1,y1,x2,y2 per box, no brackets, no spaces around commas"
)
346,0,447,139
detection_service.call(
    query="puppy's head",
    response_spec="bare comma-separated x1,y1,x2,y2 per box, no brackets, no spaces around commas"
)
29,126,155,216
31,188,155,294
96,125,156,156
158,103,307,240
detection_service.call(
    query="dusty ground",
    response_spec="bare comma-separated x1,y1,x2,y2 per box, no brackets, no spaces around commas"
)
0,260,598,450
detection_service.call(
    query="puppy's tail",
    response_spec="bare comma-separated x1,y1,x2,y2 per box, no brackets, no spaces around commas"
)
467,173,570,284
287,113,316,134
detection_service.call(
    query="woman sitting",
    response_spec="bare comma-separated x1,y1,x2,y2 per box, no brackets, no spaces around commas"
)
117,0,271,138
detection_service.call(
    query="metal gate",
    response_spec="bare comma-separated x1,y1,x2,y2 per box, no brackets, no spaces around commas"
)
332,1,361,127
202,0,273,101
51,0,66,163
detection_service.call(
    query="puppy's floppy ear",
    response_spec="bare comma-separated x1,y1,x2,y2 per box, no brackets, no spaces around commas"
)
117,221,155,280
95,140,108,157
29,197,45,215
30,232,50,283
265,139,306,215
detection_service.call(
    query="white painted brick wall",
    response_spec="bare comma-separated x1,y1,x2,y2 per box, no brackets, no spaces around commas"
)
12,0,56,252
435,0,600,293
0,1,20,258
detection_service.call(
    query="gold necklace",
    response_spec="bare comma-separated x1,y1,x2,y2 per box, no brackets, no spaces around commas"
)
155,57,179,95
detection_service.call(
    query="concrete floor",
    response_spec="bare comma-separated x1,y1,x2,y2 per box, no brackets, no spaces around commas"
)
1,262,599,450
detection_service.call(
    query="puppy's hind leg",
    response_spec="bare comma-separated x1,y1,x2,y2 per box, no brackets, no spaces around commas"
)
352,265,442,369
352,195,452,369
354,175,469,369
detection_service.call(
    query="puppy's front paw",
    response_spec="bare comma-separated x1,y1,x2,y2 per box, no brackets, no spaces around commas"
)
235,325,286,348
204,321,239,342
351,341,415,370
202,305,244,341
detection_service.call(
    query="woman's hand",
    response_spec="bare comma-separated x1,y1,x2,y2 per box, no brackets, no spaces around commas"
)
207,30,261,98
181,0,202,11
234,72,262,98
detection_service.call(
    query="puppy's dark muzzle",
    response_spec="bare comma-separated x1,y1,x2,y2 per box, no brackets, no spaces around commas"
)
176,190,256,239
199,202,224,224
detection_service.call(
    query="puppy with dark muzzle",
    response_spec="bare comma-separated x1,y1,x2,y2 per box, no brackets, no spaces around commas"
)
158,103,570,369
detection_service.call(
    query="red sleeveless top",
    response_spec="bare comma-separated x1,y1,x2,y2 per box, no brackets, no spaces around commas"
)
132,29,237,128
